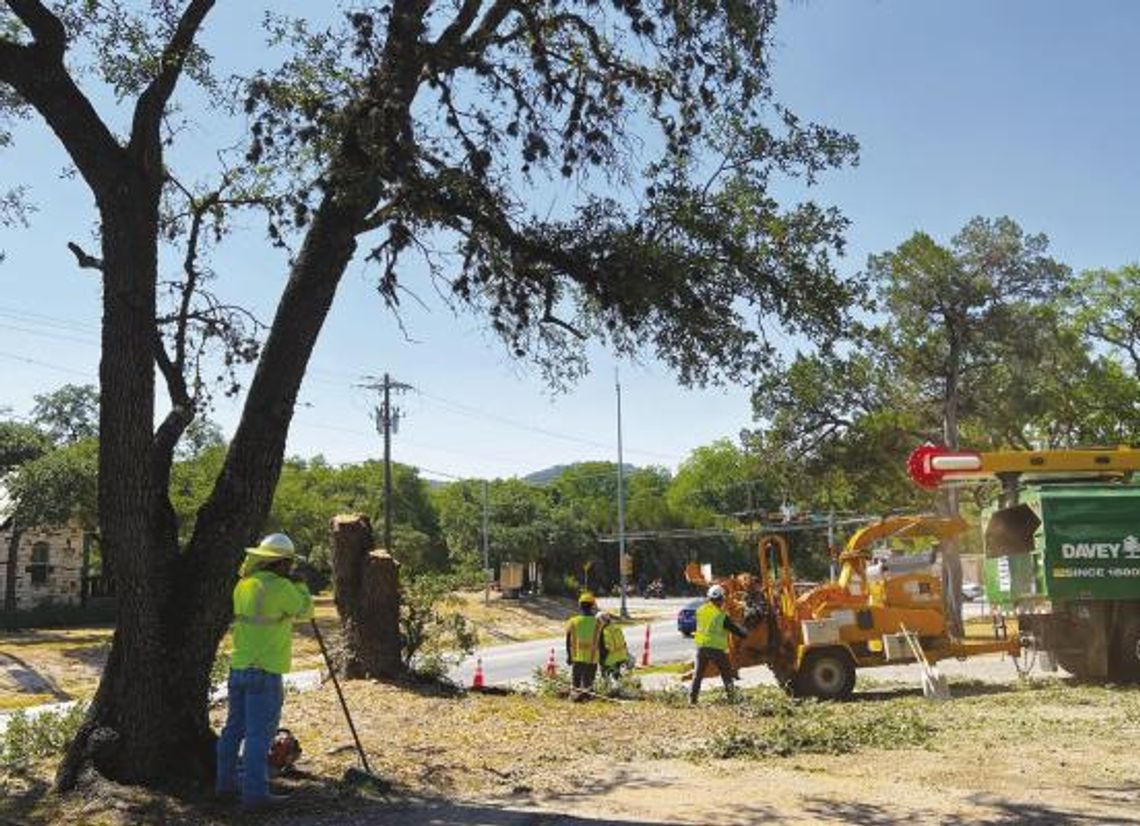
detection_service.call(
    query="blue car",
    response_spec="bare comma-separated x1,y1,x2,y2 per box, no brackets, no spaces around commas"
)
676,598,703,636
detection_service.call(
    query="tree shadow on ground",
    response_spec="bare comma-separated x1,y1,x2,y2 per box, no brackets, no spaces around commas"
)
60,643,110,669
799,793,1138,825
489,595,577,623
505,763,781,824
0,651,71,700
0,772,53,825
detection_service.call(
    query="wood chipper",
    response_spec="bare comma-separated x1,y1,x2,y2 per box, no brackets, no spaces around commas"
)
684,515,1022,699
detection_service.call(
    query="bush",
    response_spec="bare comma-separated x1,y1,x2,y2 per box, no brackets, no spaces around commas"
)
0,600,116,630
1,702,88,769
400,573,478,676
210,651,232,693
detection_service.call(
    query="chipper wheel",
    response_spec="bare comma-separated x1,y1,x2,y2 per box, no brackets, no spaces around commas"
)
793,648,856,700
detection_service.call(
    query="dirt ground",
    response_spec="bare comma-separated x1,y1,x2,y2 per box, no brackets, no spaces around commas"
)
4,674,1139,824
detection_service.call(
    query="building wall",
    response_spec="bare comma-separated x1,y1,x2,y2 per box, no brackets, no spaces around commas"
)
0,523,85,610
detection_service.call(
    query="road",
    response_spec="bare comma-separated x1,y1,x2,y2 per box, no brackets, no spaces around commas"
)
450,596,1006,689
450,597,693,686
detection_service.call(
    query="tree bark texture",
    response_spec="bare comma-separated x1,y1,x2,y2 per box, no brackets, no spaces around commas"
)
331,514,402,679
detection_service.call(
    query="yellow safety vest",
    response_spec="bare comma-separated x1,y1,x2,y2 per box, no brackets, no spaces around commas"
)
694,601,729,651
567,615,600,664
231,570,314,675
602,623,629,667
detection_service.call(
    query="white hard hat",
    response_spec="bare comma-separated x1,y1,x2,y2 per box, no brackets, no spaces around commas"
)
707,584,725,600
245,533,296,560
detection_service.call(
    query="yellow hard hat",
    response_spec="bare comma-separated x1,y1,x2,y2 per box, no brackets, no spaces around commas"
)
578,591,596,605
245,533,296,560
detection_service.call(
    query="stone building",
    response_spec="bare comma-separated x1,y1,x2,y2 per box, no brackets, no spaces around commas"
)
0,488,89,612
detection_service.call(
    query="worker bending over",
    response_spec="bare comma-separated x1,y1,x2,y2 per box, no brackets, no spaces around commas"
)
565,591,608,700
689,584,748,705
598,612,632,679
216,533,314,809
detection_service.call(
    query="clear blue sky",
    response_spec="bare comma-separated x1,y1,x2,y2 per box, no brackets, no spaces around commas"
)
1,1,1138,481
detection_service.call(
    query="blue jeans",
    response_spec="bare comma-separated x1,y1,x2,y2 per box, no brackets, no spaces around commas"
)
216,667,284,803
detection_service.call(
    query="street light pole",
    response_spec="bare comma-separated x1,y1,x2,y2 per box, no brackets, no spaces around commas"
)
382,373,393,552
616,368,629,619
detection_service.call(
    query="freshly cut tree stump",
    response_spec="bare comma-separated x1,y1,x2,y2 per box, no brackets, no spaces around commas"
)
330,513,402,678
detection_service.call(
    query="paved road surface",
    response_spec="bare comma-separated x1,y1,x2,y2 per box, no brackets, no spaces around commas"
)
451,596,1006,689
450,616,694,687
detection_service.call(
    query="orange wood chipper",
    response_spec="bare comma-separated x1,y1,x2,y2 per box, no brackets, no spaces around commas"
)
684,515,1022,699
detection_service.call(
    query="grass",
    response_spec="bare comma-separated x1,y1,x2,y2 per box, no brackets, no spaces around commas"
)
636,661,690,675
0,695,56,712
694,689,931,759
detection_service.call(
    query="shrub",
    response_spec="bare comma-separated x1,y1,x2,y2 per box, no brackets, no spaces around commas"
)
0,601,116,630
1,702,88,769
400,573,478,676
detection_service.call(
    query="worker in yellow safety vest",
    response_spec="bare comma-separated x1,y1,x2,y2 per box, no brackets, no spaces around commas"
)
689,584,748,705
598,612,632,679
216,533,314,809
565,591,608,700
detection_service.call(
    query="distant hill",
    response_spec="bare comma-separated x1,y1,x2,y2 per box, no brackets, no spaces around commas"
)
522,462,635,485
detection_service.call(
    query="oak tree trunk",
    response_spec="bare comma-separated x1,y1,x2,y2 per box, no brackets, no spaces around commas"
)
330,514,402,679
57,165,383,791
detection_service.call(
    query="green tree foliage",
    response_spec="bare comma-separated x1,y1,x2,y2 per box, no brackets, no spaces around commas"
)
746,216,1132,517
666,439,774,524
29,384,99,444
6,438,98,531
0,420,51,472
869,216,1071,450
0,0,862,788
1070,265,1140,379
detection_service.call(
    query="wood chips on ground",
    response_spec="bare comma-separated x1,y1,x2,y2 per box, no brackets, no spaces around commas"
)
4,675,1140,824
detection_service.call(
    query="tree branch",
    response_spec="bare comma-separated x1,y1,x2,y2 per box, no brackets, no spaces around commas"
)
0,31,124,195
130,0,216,158
67,241,103,272
4,0,66,56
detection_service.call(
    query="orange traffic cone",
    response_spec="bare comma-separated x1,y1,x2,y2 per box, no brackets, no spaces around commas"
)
545,647,557,678
641,624,651,667
472,657,485,690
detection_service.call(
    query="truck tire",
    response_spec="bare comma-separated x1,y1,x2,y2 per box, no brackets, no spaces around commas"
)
1110,613,1140,684
794,649,856,700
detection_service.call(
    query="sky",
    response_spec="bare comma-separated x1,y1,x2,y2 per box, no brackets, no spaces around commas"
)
1,1,1139,483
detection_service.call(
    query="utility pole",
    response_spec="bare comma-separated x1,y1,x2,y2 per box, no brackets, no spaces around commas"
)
482,480,491,606
615,368,629,619
363,372,411,552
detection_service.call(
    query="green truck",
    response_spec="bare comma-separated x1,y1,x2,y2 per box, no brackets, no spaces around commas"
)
983,483,1140,681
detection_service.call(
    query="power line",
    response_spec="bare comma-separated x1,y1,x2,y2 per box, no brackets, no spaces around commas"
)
0,320,99,346
415,388,680,463
0,350,94,378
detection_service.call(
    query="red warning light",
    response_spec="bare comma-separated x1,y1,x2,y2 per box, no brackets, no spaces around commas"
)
906,444,983,489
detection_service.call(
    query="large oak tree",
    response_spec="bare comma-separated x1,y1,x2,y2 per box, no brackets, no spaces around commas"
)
1,0,859,789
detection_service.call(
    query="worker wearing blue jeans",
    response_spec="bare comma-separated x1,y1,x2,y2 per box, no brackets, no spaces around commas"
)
216,533,313,808
216,667,284,803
